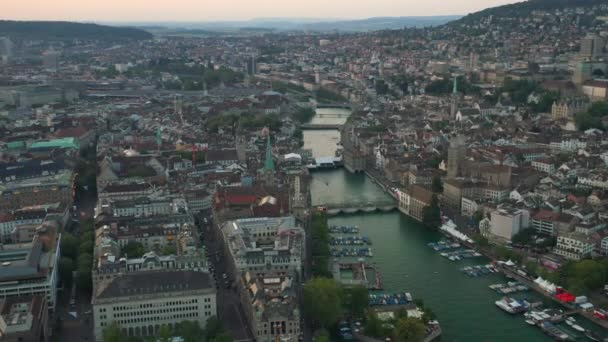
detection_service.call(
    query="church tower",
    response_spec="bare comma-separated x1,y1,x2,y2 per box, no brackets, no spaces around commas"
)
450,76,459,119
260,133,276,186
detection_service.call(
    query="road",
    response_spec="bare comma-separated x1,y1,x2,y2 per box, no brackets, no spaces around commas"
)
199,212,253,342
54,186,96,342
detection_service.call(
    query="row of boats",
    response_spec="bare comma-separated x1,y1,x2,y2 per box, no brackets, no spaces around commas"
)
329,236,372,246
495,298,601,341
439,248,483,261
329,225,359,234
489,281,530,295
330,247,373,258
427,240,461,251
460,264,499,277
369,292,413,307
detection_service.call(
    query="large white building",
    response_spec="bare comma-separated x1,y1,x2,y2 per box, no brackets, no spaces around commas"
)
92,271,216,341
489,208,529,242
0,228,60,310
554,233,595,261
221,216,305,279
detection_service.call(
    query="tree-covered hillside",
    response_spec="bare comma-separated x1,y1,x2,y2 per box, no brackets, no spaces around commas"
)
454,0,606,24
0,21,152,41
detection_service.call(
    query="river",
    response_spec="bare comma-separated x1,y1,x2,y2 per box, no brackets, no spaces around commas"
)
302,113,606,341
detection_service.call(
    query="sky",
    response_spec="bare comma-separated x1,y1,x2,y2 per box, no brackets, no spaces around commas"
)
3,0,522,22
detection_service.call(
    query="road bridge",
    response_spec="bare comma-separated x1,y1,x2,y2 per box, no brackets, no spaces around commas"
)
317,200,397,215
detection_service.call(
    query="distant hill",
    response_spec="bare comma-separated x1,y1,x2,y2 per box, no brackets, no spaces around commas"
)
298,16,461,32
0,21,152,41
454,0,605,24
127,16,461,33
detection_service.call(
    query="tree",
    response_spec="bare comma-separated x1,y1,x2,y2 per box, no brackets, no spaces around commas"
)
431,176,443,193
313,329,331,342
121,241,146,258
364,311,385,338
161,245,177,256
61,233,79,260
393,317,426,342
472,210,484,224
344,285,369,318
175,321,204,342
422,195,441,230
303,278,343,329
293,107,315,123
158,324,172,342
103,322,123,342
59,257,74,288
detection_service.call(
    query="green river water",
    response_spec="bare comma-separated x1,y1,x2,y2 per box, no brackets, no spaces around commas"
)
304,126,606,341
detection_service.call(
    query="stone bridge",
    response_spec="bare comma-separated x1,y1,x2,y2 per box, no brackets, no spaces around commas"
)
318,200,397,215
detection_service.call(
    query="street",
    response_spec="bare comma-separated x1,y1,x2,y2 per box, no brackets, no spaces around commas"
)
198,212,253,342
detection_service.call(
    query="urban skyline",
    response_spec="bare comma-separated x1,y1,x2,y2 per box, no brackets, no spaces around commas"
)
4,0,521,21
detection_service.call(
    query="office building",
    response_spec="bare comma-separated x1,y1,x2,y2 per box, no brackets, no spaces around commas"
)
221,216,305,279
0,296,49,342
92,271,216,341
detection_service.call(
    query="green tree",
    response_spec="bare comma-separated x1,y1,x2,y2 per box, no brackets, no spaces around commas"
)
313,329,331,342
158,324,172,342
293,107,315,123
431,176,443,193
393,317,426,342
364,311,385,338
175,321,204,342
102,321,123,342
61,233,79,260
161,245,177,256
59,257,74,288
303,278,343,329
422,195,441,230
76,253,93,291
121,241,146,258
344,285,369,318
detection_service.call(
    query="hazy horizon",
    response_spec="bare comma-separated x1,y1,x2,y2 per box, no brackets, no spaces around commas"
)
3,0,521,22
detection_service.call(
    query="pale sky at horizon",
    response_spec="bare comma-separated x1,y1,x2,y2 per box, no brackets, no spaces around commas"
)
3,0,522,22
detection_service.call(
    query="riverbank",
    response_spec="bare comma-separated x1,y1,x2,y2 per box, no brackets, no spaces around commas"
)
358,165,608,331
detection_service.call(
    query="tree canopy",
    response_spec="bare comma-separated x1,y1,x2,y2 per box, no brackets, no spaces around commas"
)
393,317,426,342
303,277,343,329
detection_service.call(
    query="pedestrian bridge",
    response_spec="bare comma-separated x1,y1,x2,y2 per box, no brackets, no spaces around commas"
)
318,200,397,215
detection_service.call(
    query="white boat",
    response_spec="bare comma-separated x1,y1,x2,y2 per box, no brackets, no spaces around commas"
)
565,320,574,327
495,297,528,314
525,319,536,326
572,324,585,333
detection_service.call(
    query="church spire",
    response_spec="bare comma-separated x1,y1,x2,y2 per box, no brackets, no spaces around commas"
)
452,76,458,95
264,133,275,172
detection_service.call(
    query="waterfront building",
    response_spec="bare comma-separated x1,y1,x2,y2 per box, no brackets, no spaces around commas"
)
92,271,216,341
447,136,466,179
531,210,575,236
554,233,595,260
0,295,49,342
397,185,433,222
489,208,529,242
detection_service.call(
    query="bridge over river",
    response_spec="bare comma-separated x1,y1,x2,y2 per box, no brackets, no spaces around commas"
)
318,199,397,215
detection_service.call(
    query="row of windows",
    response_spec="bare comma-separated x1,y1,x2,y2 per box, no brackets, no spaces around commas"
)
110,299,199,312
114,306,199,318
114,311,201,325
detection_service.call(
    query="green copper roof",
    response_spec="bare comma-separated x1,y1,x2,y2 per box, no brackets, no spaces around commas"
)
452,76,458,94
264,134,275,172
30,137,79,150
